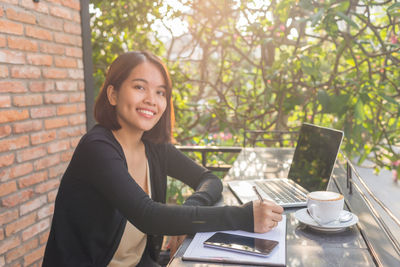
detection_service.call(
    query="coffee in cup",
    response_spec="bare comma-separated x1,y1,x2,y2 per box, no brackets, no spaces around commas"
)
307,191,344,225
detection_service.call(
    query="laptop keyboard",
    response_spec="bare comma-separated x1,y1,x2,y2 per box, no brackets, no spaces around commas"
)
254,180,307,204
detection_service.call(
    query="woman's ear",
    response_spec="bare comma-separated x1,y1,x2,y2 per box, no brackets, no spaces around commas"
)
106,85,117,106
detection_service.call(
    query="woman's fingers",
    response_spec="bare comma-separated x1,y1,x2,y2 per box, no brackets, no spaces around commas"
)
253,200,284,233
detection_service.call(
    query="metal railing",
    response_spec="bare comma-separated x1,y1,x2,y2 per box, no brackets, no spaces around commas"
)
176,145,242,172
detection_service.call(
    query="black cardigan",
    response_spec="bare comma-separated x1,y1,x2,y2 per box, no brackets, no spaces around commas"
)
43,125,253,266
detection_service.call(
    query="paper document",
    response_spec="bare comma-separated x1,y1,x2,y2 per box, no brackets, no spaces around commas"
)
182,215,286,266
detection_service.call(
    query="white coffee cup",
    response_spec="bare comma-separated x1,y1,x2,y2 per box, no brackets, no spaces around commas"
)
307,191,344,225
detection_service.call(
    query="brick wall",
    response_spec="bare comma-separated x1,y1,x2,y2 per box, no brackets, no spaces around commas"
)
0,0,86,266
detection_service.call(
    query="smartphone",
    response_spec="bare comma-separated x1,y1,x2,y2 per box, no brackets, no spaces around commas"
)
203,232,279,257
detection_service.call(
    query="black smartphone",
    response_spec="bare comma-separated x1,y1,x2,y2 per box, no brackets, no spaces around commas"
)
203,232,279,257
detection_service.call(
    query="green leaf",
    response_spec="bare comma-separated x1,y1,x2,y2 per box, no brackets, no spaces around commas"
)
355,100,365,121
336,12,359,29
378,92,400,106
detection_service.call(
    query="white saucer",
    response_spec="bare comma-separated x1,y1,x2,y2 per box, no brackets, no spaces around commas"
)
295,208,358,232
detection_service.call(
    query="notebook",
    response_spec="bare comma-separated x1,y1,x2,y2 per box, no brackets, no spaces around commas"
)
182,215,286,266
228,123,344,208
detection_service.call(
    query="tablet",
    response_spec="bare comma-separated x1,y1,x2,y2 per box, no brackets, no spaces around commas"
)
203,232,279,257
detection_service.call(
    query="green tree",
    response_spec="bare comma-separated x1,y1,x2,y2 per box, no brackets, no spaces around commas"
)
90,0,400,179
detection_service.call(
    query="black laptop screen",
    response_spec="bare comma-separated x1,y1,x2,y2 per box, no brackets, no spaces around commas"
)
287,123,343,192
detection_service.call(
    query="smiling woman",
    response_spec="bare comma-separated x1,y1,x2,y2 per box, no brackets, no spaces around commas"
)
42,51,284,267
94,51,173,144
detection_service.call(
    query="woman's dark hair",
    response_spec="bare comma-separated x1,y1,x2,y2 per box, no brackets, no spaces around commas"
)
94,51,172,144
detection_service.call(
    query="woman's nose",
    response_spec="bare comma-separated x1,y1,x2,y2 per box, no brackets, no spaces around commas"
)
144,90,156,105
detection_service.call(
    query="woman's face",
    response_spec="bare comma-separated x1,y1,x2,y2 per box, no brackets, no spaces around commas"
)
107,61,168,133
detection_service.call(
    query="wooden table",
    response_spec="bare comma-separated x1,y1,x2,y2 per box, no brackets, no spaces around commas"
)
168,148,400,266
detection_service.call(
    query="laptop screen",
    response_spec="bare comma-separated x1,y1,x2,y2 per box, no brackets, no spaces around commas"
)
287,123,344,192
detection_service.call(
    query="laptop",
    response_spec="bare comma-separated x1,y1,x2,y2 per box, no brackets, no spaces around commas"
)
228,123,344,208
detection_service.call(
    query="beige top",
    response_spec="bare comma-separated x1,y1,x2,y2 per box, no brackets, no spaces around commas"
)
108,161,151,267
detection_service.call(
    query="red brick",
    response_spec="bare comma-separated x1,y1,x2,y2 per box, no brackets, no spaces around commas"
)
2,189,34,208
56,81,78,91
65,46,82,58
0,110,29,124
39,230,49,245
0,35,5,47
50,6,72,20
57,104,77,115
54,32,81,46
0,81,26,93
0,49,25,64
72,11,81,23
47,189,57,202
5,213,36,237
39,42,64,55
0,235,20,254
48,140,70,153
0,95,11,107
42,68,67,79
29,81,55,92
35,178,60,194
44,93,68,104
26,25,52,41
6,8,36,24
5,162,33,181
22,219,49,241
55,56,77,68
0,230,3,241
44,117,69,129
20,0,49,14
1,0,19,5
18,171,48,189
0,210,18,225
30,106,56,119
34,154,60,170
23,244,45,266
37,14,63,31
0,6,3,17
0,153,14,168
0,125,12,138
58,126,81,138
69,92,84,102
0,134,30,153
13,94,43,106
11,66,41,79
63,21,81,34
68,69,84,79
20,195,47,215
69,114,86,125
49,163,67,178
7,36,37,52
31,130,56,145
16,146,46,163
37,203,54,220
0,19,23,35
6,238,38,263
27,54,52,66
61,150,73,162
0,181,17,197
62,0,81,10
0,65,8,77
13,120,42,134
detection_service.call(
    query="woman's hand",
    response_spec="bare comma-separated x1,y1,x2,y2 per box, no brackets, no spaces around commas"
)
167,235,187,258
253,199,284,233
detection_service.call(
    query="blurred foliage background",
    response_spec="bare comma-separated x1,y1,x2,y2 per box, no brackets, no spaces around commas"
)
90,0,400,201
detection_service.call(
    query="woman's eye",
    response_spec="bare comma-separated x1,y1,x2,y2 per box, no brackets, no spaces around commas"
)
134,85,145,90
157,90,166,96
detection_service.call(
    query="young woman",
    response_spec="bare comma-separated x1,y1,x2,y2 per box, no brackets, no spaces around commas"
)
42,51,283,267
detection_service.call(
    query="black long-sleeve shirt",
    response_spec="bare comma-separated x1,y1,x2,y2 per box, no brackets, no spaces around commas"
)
43,125,253,266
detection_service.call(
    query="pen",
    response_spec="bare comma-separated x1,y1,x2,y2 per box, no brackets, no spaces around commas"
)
252,186,264,203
